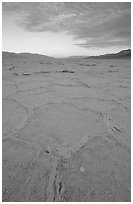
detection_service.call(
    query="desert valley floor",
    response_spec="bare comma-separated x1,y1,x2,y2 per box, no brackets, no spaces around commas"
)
2,56,131,201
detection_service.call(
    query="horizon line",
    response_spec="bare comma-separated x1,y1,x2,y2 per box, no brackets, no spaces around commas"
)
2,48,131,58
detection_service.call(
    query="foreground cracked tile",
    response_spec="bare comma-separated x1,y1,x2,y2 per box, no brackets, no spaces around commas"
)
17,103,100,151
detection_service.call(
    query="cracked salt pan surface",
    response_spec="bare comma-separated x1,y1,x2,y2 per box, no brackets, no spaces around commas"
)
2,57,131,201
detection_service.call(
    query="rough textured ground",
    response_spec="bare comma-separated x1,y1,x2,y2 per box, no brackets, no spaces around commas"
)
2,57,131,201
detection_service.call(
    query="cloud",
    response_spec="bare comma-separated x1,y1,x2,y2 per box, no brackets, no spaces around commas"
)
2,2,131,49
74,13,131,48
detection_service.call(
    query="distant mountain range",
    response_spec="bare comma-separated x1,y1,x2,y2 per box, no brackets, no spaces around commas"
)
85,49,131,59
2,51,53,59
2,49,131,59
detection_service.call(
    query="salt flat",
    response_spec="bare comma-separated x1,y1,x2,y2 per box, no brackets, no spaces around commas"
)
2,56,131,201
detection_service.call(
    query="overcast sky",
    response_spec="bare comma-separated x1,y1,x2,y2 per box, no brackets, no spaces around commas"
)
2,2,131,57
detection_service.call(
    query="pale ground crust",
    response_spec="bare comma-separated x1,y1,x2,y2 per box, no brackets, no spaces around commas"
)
2,57,131,201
